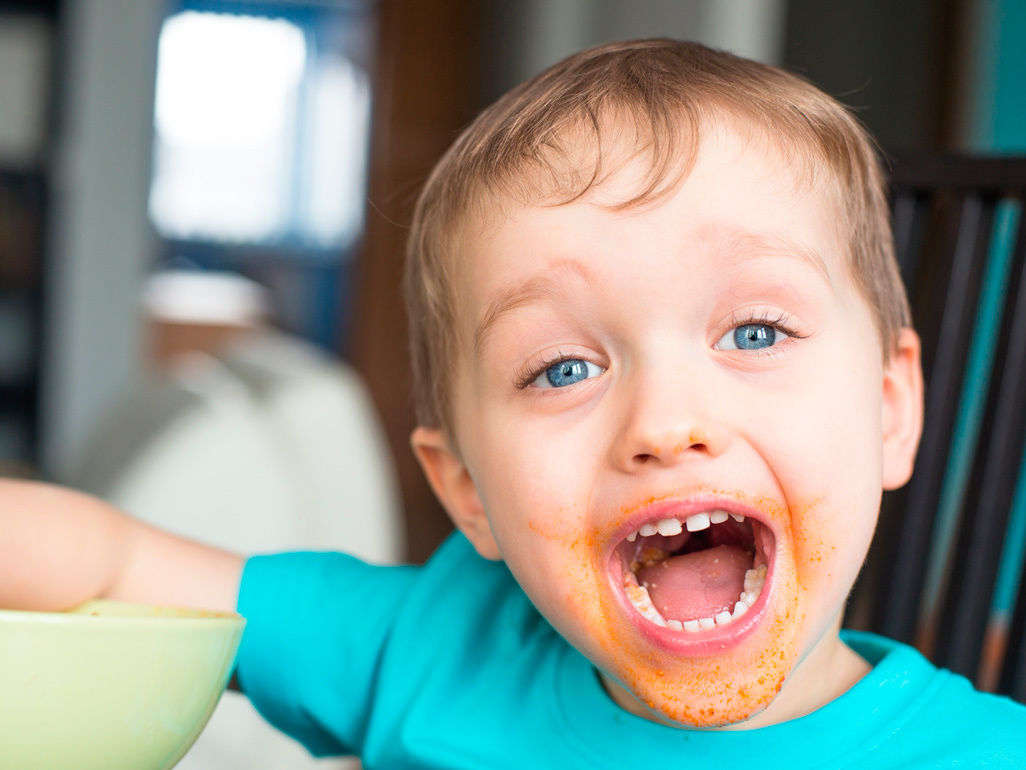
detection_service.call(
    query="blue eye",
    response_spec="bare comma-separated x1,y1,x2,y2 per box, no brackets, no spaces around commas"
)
532,358,604,388
716,323,782,351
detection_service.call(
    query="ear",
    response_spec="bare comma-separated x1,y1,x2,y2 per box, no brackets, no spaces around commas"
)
881,327,925,490
410,426,501,560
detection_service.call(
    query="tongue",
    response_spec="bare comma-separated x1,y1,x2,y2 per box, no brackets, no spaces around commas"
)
636,544,752,622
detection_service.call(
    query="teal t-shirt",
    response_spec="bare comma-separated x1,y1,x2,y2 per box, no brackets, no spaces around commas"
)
235,533,1026,768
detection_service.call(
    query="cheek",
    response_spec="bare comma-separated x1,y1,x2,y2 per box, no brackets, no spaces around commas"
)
467,426,616,634
766,353,885,494
469,427,595,570
469,402,601,527
755,366,883,622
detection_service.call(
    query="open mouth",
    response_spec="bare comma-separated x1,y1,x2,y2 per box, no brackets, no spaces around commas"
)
614,508,775,634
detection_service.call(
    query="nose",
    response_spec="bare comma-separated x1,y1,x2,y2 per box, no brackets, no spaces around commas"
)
612,358,731,472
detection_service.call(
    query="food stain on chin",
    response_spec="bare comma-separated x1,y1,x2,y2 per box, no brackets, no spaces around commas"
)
528,487,813,729
603,557,801,729
605,488,808,727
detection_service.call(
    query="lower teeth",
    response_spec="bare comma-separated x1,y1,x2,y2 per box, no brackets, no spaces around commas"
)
624,564,767,632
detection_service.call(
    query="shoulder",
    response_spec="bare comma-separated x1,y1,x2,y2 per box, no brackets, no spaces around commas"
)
841,630,1026,764
360,536,576,763
921,661,1026,729
376,533,557,673
236,532,551,679
906,668,1026,763
234,534,548,758
236,533,525,660
233,549,420,755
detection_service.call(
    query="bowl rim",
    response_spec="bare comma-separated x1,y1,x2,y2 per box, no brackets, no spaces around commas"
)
0,598,246,628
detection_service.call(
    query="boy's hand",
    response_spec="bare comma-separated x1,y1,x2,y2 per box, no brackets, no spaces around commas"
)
0,479,243,613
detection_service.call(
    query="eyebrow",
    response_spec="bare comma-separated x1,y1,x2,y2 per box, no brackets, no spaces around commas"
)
716,229,833,286
474,259,592,354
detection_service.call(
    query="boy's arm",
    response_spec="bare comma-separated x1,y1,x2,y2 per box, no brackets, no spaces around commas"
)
0,479,244,613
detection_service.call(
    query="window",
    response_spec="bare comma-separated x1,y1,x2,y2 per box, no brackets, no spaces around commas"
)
148,1,375,351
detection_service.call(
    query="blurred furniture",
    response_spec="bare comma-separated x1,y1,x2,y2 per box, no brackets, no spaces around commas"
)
0,10,54,476
143,270,271,371
349,0,474,564
67,329,404,770
851,154,1026,702
0,169,45,475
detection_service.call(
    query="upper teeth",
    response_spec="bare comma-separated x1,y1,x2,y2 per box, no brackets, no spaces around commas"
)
656,518,683,536
625,510,744,542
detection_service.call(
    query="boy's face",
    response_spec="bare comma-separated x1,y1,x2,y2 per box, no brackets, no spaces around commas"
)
414,126,922,728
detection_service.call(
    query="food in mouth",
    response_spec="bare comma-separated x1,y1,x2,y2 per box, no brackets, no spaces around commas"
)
616,510,772,633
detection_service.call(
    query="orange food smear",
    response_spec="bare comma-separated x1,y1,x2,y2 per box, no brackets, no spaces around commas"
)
525,487,841,728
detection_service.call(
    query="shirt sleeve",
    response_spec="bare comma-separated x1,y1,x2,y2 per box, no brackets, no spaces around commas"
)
234,551,418,757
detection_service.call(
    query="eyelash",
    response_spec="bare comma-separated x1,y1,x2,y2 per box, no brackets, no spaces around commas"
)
724,310,808,344
514,349,594,390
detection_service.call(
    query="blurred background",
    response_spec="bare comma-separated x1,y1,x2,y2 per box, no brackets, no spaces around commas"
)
2,0,1023,559
0,0,1023,767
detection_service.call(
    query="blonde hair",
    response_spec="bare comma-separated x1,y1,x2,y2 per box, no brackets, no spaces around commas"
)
405,38,910,432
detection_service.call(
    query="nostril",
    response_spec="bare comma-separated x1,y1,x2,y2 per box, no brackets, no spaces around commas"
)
632,440,710,465
673,441,707,456
619,425,727,470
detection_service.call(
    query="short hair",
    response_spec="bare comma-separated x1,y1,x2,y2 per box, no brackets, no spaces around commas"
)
404,38,910,433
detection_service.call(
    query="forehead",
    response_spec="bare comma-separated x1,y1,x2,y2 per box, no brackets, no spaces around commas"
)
455,125,850,318
462,104,844,220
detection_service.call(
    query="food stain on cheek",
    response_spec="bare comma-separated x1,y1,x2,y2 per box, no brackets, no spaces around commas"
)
525,507,619,641
527,504,582,542
788,497,849,595
790,499,824,563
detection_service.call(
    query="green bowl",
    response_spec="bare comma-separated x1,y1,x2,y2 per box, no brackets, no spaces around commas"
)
0,599,245,770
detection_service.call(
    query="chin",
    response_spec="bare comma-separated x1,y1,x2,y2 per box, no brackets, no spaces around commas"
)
567,495,810,728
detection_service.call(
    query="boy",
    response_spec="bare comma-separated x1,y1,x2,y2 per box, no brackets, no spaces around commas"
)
3,39,1026,766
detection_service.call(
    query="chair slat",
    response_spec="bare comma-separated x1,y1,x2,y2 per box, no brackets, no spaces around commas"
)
889,155,1026,193
1000,543,1026,700
892,190,927,285
872,192,995,643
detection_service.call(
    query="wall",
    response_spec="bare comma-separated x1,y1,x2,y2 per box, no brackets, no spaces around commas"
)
965,0,1026,151
41,0,161,478
784,0,962,151
478,0,786,104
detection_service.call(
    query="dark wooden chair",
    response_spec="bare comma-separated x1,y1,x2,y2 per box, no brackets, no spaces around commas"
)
849,155,1026,702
